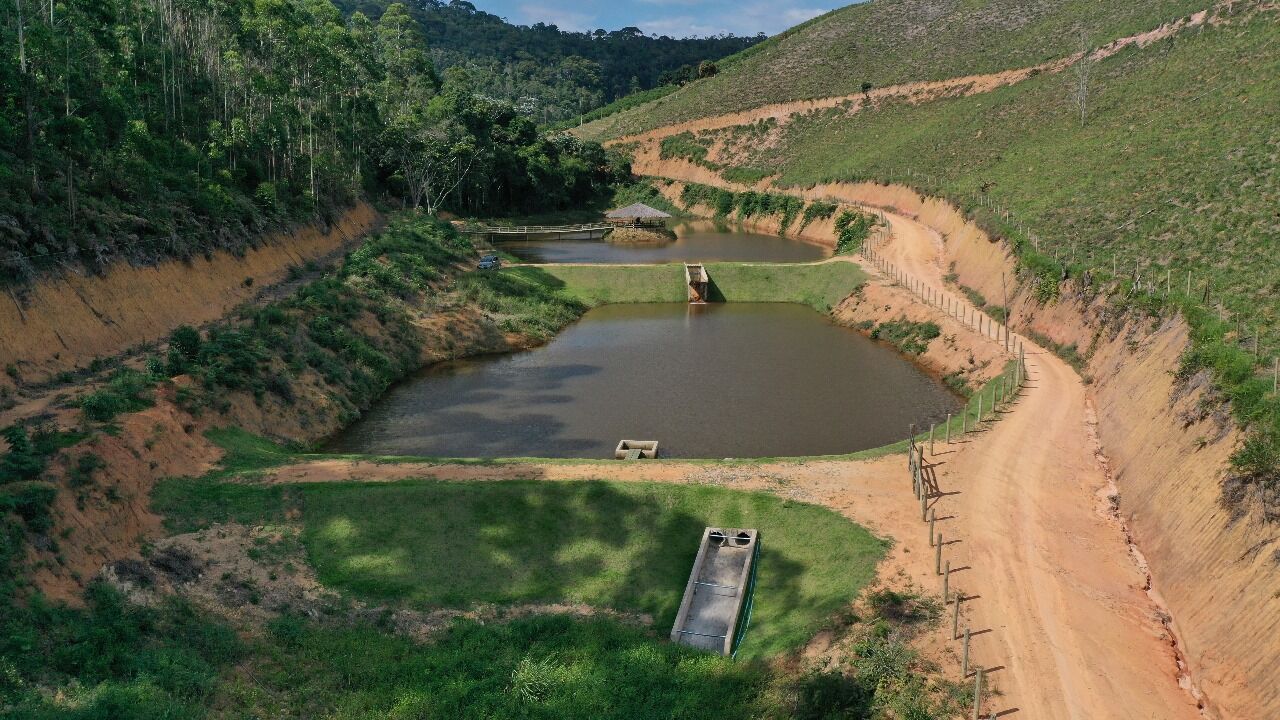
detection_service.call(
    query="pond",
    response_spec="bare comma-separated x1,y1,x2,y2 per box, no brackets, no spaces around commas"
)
495,220,830,264
326,303,963,459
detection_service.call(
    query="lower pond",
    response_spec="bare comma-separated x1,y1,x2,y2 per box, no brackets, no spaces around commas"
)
495,220,830,264
326,303,963,459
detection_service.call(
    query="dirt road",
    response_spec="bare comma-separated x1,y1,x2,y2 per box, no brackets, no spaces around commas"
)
592,10,1208,147
866,215,1202,719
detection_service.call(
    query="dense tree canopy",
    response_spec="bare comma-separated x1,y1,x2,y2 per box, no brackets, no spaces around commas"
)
0,0,627,285
334,0,764,124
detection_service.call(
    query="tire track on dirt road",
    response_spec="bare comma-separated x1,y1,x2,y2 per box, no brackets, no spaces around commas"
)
866,212,1204,719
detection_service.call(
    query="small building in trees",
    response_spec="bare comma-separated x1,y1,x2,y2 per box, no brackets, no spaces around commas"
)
606,203,672,228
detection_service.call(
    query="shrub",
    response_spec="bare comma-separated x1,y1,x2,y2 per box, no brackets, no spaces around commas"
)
833,210,877,254
80,370,158,422
69,453,107,488
870,319,941,355
800,201,838,230
0,425,46,482
0,481,58,531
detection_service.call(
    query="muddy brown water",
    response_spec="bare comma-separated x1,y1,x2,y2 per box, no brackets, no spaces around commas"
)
327,303,963,459
495,220,830,264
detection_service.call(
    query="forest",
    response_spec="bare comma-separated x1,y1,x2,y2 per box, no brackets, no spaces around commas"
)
0,0,630,286
334,0,763,124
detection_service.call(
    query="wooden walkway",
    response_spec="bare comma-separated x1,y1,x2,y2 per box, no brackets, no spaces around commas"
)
459,223,614,236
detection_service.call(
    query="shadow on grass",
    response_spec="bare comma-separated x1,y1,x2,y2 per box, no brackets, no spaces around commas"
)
296,479,882,658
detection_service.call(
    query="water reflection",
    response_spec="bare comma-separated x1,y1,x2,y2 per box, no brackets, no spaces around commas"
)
495,220,830,264
327,304,962,459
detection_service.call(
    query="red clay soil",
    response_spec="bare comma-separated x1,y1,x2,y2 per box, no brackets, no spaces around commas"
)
0,202,382,384
631,134,1279,715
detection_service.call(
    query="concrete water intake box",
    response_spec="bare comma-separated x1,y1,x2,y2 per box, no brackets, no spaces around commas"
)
615,440,658,459
670,527,760,655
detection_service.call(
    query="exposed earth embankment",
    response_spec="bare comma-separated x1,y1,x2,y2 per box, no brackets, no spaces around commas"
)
626,149,1274,718
0,203,382,385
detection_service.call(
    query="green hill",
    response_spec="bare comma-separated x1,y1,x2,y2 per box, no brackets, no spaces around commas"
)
578,0,1210,140
334,0,763,124
593,1,1280,501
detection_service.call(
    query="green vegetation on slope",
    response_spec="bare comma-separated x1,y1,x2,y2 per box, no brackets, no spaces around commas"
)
721,13,1280,503
579,0,1210,140
2,576,967,718
156,478,885,658
1,0,626,286
708,263,866,312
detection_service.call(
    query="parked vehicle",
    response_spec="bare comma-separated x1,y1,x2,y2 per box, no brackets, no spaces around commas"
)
477,254,502,270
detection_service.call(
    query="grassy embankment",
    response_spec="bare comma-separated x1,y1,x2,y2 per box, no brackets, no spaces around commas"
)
156,475,886,659
130,433,977,718
709,13,1280,501
578,0,1209,140
511,262,866,313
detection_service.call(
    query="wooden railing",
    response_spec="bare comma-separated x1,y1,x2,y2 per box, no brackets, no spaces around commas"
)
458,223,615,234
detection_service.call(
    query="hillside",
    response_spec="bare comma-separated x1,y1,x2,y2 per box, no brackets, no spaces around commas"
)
0,0,624,287
583,1,1280,716
333,0,763,123
578,0,1211,140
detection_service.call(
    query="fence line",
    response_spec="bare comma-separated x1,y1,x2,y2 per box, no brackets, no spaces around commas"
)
886,214,1027,717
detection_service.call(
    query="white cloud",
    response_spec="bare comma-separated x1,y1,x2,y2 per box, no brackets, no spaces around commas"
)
488,0,837,37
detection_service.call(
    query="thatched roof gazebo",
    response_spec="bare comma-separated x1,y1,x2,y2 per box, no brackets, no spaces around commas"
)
606,203,672,228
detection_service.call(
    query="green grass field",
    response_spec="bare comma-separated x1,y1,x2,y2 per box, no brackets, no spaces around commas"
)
708,262,866,311
579,0,1209,140
159,477,886,659
504,264,688,305
503,261,865,313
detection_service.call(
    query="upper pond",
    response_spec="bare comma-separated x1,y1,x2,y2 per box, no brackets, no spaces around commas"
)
495,220,830,264
327,303,963,459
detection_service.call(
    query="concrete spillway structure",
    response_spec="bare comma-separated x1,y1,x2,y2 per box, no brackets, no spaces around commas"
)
671,527,760,655
685,263,710,304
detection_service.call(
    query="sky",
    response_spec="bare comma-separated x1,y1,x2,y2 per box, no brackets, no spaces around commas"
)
467,0,837,38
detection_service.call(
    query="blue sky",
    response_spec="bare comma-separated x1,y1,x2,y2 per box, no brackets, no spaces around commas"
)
467,0,838,38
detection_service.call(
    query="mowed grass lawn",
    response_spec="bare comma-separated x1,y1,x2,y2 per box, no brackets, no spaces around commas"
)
503,261,865,313
297,479,884,659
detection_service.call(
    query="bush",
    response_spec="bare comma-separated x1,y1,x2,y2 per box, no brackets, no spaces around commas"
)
0,481,58,531
0,426,46,482
834,209,877,254
800,201,838,230
870,319,941,355
80,369,158,422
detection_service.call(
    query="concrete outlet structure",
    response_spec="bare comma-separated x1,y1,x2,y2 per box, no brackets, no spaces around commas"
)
671,527,760,655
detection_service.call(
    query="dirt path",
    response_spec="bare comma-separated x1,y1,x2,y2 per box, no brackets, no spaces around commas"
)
597,9,1209,147
867,216,1203,718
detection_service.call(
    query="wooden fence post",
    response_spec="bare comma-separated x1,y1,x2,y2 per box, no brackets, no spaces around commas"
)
946,413,952,444
952,594,961,639
962,626,970,677
935,531,943,574
929,509,936,546
929,423,936,455
972,667,985,720
943,560,951,603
